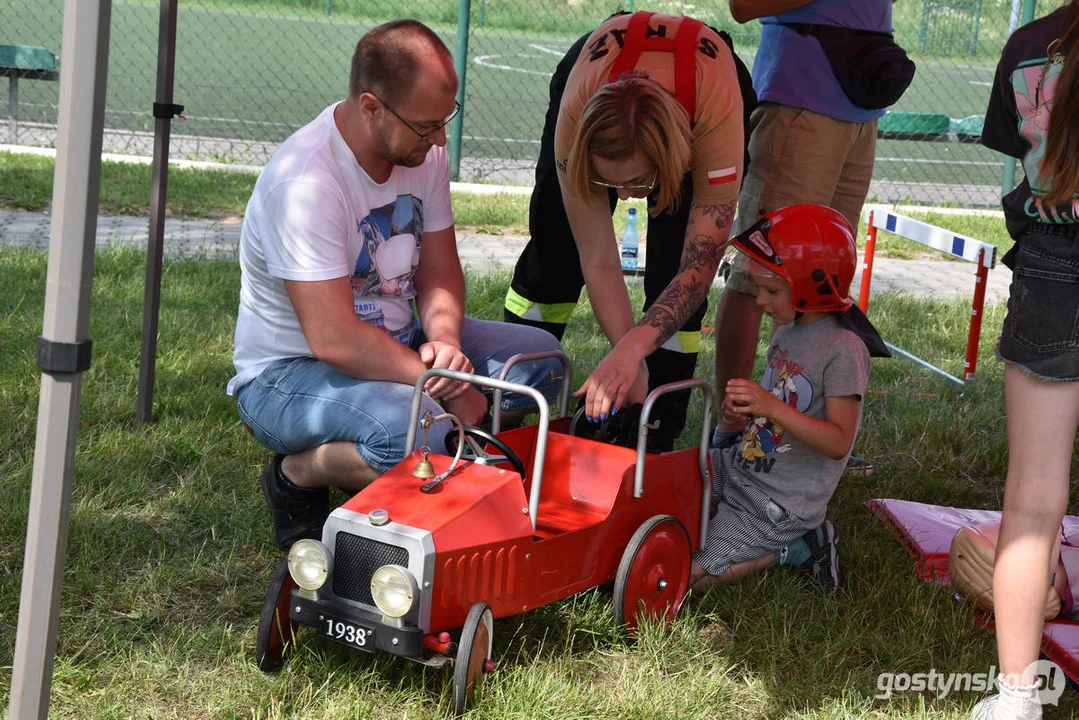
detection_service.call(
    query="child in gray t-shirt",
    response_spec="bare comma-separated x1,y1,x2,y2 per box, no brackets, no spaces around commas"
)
691,204,887,594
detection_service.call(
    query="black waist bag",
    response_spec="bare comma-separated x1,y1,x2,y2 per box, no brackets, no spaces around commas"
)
783,22,916,110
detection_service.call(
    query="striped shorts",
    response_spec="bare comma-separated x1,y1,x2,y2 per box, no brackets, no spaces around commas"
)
692,452,813,577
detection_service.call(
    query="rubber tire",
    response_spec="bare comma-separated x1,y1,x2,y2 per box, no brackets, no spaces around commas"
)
613,515,692,632
452,602,494,716
256,557,298,671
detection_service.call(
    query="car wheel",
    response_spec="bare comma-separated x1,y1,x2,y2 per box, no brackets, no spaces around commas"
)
613,515,691,632
256,557,298,671
452,602,494,716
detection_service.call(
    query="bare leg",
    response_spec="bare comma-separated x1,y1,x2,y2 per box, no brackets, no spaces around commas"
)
280,408,537,493
282,441,381,492
713,286,762,427
690,555,775,591
994,366,1079,681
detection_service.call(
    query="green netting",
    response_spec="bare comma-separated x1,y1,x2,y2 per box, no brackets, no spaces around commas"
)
918,0,983,56
2,0,1070,202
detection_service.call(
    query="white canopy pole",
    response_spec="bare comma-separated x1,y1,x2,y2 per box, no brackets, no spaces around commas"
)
8,1,112,718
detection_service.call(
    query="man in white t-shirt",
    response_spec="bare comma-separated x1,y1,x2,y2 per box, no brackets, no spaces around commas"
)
229,19,564,549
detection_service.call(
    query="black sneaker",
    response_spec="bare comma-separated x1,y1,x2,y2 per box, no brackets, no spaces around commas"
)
259,454,330,550
797,520,840,593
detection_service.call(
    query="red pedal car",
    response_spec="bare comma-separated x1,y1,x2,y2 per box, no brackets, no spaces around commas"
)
256,352,713,715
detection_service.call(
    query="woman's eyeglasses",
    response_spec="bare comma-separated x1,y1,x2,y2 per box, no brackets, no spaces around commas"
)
589,169,658,193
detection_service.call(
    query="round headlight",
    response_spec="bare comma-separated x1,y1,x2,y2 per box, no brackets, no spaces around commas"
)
370,565,418,618
287,539,331,591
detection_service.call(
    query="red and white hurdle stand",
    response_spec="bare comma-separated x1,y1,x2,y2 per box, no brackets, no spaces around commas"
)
859,210,998,386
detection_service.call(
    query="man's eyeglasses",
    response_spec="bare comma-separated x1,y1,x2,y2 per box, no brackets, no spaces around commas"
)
589,169,658,193
368,91,461,142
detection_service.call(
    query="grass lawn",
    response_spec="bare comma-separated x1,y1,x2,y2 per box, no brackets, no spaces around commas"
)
2,242,1078,718
0,151,1015,258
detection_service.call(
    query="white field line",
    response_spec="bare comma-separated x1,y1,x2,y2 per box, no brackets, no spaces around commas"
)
473,54,551,76
529,44,566,56
462,135,541,145
875,156,1002,167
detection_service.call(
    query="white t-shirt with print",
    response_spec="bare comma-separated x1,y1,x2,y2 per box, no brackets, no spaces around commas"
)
228,103,454,395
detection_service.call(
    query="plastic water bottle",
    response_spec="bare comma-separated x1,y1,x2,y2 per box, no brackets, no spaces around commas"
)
621,208,639,271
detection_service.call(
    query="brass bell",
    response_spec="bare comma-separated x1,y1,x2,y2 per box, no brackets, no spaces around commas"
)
411,451,436,479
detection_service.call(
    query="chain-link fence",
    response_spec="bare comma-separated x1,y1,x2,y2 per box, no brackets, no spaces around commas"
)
0,0,1069,205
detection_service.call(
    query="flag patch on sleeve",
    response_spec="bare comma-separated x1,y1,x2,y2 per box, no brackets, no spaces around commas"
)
707,167,737,185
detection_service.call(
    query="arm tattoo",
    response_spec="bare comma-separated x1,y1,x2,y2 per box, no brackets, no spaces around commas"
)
677,232,726,274
640,276,709,352
696,199,738,235
637,200,738,353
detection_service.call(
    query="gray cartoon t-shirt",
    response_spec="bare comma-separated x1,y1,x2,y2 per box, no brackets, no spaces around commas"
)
719,315,870,527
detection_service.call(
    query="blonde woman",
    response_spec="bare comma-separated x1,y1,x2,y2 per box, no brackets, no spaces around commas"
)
504,11,754,450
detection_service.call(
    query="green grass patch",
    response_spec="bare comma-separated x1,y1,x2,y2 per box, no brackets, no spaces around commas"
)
0,151,1003,254
0,151,255,219
2,245,1077,718
0,152,642,237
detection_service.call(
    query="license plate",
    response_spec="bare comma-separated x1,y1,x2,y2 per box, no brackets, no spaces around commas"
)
316,612,374,653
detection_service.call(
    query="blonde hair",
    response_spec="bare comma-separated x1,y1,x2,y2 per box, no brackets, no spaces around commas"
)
566,75,692,215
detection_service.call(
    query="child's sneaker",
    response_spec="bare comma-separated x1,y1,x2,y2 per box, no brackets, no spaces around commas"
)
259,454,329,549
845,455,875,476
797,520,840,593
970,680,1043,720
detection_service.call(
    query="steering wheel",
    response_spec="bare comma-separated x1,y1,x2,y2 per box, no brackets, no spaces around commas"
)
445,426,527,479
569,404,641,448
568,404,595,439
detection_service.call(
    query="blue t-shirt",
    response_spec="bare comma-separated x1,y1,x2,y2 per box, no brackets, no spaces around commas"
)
753,0,893,123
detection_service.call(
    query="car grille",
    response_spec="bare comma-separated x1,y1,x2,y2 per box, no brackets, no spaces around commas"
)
332,532,410,606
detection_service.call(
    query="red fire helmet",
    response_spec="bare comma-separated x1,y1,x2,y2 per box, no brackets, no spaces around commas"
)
730,204,857,313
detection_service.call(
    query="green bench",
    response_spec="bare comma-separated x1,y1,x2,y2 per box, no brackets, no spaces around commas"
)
0,44,59,143
877,111,985,143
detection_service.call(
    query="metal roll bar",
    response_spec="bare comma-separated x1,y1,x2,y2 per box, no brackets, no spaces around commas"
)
636,379,713,551
492,349,572,434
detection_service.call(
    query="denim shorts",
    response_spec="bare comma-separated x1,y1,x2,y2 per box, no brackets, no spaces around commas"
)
997,225,1079,381
235,316,564,472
